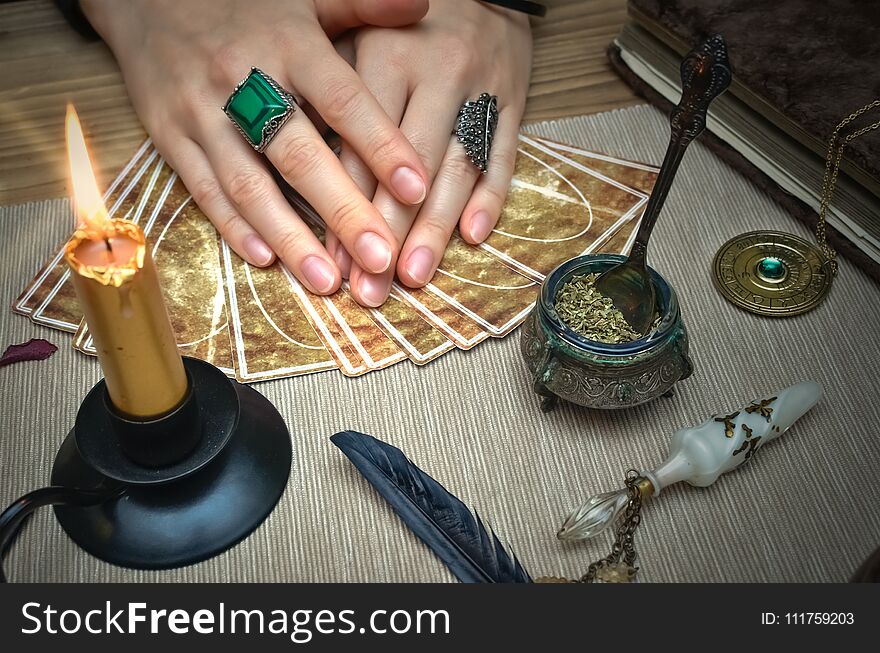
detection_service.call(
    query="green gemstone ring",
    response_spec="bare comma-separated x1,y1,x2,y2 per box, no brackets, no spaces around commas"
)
223,67,297,153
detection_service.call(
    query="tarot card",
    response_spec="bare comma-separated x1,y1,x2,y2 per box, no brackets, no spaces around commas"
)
531,136,659,195
368,293,455,365
394,232,538,343
477,134,650,281
268,195,409,373
322,284,407,372
282,271,370,377
73,172,236,375
220,240,336,382
532,137,658,255
388,283,488,350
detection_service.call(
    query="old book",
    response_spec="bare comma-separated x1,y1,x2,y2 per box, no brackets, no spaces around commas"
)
610,0,880,278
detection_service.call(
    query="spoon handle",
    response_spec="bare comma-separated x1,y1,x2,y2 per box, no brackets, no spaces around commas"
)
629,34,732,266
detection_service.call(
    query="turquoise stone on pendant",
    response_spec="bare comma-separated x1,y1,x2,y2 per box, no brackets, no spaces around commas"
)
757,256,786,280
224,68,292,149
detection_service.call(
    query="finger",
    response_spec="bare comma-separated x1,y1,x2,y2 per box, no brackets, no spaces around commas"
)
165,136,275,267
261,95,398,275
327,66,407,290
197,121,341,295
397,138,482,287
324,230,351,279
289,41,428,205
315,0,429,37
347,89,462,306
334,70,408,278
460,107,520,244
331,146,376,280
338,66,408,203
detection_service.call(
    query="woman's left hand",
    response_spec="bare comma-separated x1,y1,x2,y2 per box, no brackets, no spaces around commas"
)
326,0,532,306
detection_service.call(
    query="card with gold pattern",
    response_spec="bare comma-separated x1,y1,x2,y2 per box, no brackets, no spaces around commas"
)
394,233,539,343
533,136,659,195
16,134,659,383
388,283,488,350
477,134,652,281
368,293,455,364
219,241,336,381
283,272,370,377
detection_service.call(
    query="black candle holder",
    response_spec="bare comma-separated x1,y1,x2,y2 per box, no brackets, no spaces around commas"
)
42,356,292,570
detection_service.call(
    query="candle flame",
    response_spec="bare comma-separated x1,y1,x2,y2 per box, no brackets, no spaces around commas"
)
65,104,111,239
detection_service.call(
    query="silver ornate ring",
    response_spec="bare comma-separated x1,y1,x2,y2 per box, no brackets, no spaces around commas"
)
223,67,298,153
454,93,499,173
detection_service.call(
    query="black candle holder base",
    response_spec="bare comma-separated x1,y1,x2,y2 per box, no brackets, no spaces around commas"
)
49,358,291,570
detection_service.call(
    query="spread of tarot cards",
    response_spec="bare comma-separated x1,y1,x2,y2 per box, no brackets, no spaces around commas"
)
13,135,658,382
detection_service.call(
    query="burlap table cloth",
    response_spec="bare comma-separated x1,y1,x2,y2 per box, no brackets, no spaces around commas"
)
2,105,878,583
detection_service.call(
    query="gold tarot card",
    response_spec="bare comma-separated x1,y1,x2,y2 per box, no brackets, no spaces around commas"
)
220,240,337,382
283,271,369,377
268,203,410,374
388,283,488,350
394,232,538,343
368,293,455,364
478,134,651,281
528,136,659,195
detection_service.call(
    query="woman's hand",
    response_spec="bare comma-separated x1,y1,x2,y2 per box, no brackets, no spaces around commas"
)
326,0,532,306
80,0,431,295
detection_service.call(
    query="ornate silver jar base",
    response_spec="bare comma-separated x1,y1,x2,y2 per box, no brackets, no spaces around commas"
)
521,255,693,411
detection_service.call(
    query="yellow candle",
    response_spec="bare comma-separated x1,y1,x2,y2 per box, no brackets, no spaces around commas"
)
63,105,187,418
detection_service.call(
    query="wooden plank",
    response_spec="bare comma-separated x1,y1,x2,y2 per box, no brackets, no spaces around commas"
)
0,0,641,205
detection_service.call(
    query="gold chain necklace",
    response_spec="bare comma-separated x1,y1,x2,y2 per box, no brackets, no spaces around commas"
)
815,98,880,276
712,99,880,317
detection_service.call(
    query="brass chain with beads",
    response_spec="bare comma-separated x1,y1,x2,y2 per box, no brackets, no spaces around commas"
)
815,99,880,277
534,470,647,584
579,470,645,583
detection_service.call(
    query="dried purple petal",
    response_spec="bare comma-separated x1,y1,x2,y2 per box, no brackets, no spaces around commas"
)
0,338,58,368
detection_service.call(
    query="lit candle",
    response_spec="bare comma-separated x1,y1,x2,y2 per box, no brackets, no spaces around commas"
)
63,105,187,418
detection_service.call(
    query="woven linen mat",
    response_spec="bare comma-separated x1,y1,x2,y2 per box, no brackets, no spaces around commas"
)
2,105,879,582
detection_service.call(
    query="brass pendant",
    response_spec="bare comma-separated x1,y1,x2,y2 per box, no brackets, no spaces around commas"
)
593,563,637,583
712,230,833,317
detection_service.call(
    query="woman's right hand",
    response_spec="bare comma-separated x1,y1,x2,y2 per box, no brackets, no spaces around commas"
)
80,0,430,296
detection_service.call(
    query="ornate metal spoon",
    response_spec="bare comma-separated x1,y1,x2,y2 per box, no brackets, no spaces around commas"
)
595,34,732,334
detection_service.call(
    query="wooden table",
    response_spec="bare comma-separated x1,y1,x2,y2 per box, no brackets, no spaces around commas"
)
0,0,640,205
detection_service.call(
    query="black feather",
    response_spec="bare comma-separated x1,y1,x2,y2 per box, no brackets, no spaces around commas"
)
331,431,532,583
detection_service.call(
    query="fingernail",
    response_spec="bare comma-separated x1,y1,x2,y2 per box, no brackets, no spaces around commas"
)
333,245,352,279
301,255,336,294
243,234,274,266
354,231,393,273
391,166,427,204
469,210,495,243
357,273,391,308
405,246,435,286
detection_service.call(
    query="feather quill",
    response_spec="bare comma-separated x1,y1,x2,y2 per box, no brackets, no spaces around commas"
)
331,431,532,583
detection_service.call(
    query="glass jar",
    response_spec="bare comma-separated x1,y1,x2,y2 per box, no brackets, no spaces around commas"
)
520,254,693,411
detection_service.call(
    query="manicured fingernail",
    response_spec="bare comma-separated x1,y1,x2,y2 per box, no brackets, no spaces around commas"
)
405,246,435,286
357,273,391,308
243,234,274,266
333,245,352,279
355,231,392,273
301,255,336,294
469,210,495,243
391,166,427,204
